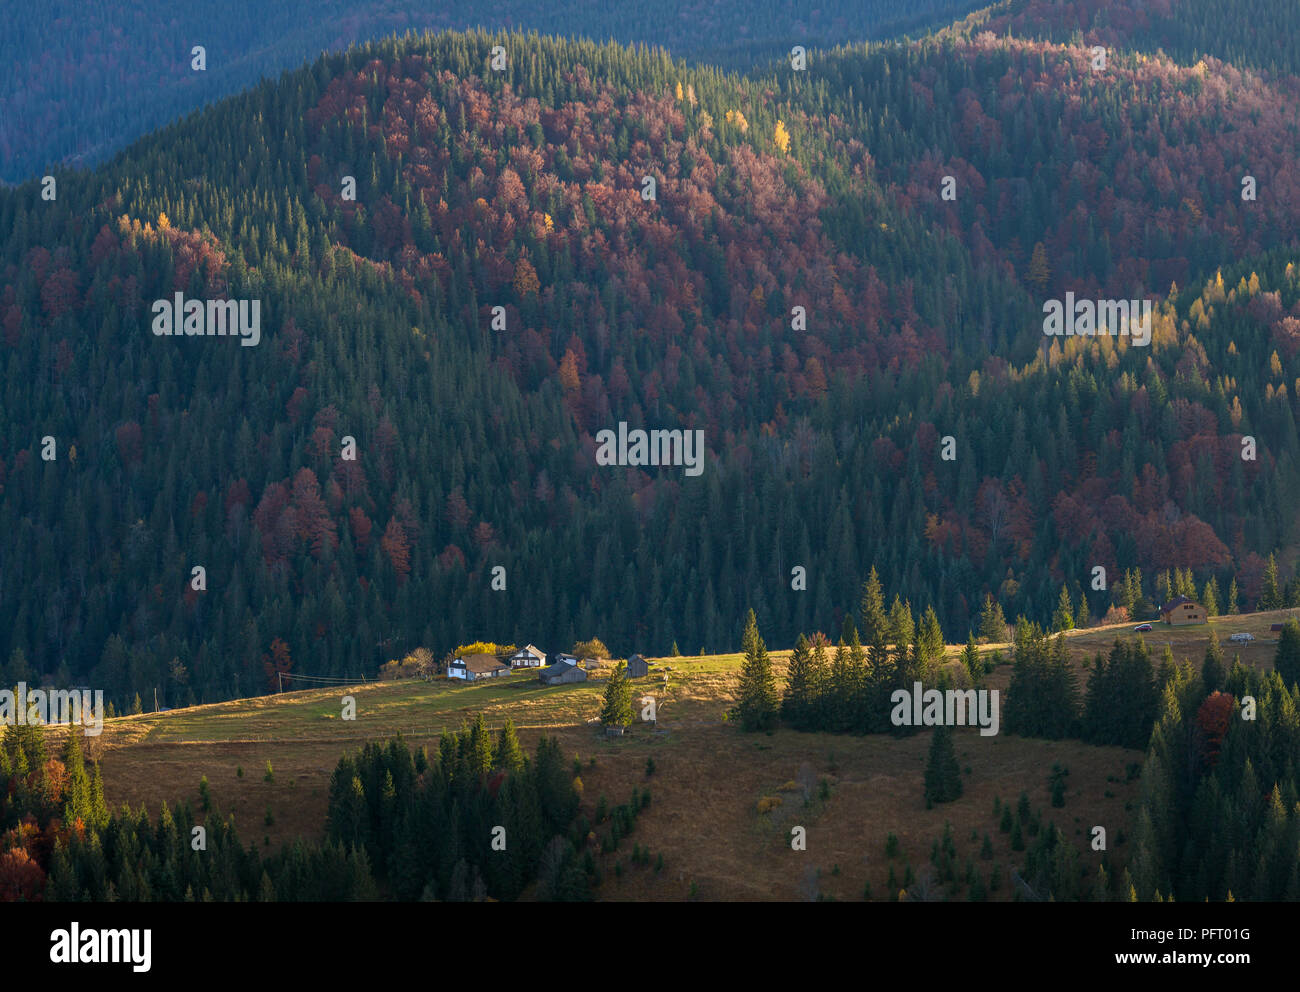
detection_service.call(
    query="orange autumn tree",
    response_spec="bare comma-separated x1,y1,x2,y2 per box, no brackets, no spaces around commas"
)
513,257,539,296
381,518,411,581
263,637,293,691
1196,692,1236,770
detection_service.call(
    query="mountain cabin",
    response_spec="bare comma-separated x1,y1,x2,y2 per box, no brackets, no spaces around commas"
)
1160,596,1207,626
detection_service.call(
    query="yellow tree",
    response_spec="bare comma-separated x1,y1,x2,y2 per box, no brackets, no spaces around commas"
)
774,119,790,154
1027,242,1050,293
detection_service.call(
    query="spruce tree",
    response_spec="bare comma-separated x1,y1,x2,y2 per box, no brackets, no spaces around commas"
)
468,712,494,776
961,634,982,684
1227,578,1241,614
1158,645,1176,686
495,717,525,772
733,609,778,732
918,606,945,677
1274,620,1300,689
979,595,1007,643
1262,554,1281,609
1053,584,1074,632
889,596,915,649
859,567,887,645
781,633,814,728
923,725,962,804
1202,632,1225,695
1203,578,1220,616
600,661,634,729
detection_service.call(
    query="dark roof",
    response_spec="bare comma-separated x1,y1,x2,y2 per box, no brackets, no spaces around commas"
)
628,654,646,664
459,653,510,674
1159,596,1200,614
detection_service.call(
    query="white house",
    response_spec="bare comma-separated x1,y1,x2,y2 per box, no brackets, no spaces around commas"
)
510,644,547,668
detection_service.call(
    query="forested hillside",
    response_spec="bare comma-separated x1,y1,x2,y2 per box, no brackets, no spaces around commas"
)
957,0,1300,76
0,0,984,183
3,23,1300,710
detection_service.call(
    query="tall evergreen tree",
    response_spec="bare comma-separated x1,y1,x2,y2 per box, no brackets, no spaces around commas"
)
495,717,525,772
924,725,963,804
1262,553,1282,610
1203,577,1220,617
1202,631,1225,695
734,609,778,732
1052,584,1074,632
858,567,887,646
918,606,945,677
979,594,1007,643
781,633,814,727
1275,620,1300,689
600,661,634,729
961,634,982,684
889,597,915,650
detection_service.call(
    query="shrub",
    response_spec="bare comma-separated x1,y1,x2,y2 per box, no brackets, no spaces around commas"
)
757,795,783,814
573,638,610,659
263,761,274,783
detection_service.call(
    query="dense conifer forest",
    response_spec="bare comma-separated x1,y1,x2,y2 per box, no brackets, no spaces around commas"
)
0,0,987,183
3,24,1300,709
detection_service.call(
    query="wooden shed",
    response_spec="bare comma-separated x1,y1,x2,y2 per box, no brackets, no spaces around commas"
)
626,654,649,678
540,658,588,685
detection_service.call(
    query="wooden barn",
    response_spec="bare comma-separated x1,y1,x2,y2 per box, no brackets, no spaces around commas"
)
626,654,649,678
540,658,588,685
1160,596,1207,626
448,653,511,681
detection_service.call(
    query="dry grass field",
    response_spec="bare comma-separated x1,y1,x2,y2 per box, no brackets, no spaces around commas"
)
58,610,1292,900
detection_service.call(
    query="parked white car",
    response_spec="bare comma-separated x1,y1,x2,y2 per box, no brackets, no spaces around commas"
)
1229,632,1255,643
